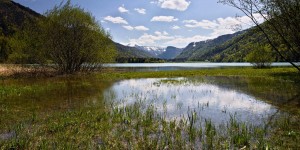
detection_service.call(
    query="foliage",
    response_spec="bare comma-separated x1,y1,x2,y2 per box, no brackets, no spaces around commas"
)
246,44,275,68
39,1,116,73
218,0,300,71
0,0,42,63
0,35,9,62
7,22,43,64
116,57,165,63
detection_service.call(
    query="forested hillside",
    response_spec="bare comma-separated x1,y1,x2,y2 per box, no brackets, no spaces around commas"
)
158,46,183,60
0,0,41,62
174,28,283,62
114,42,154,58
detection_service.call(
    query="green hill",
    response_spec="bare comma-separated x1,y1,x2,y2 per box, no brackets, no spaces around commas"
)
175,28,282,62
0,0,41,36
114,42,155,58
0,0,42,62
158,46,183,60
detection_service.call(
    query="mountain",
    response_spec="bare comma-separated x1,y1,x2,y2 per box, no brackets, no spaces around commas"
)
175,31,246,61
134,45,166,57
158,46,183,59
114,42,154,58
175,28,281,62
0,0,41,36
0,0,42,62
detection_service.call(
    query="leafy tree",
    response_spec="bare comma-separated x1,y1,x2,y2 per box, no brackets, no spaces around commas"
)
37,1,115,73
7,21,43,64
0,35,9,62
7,1,116,73
219,0,300,71
246,44,274,68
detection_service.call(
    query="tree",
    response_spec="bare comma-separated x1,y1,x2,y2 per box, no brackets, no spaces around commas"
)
219,0,300,71
8,21,43,64
37,1,116,73
7,1,116,73
246,44,274,68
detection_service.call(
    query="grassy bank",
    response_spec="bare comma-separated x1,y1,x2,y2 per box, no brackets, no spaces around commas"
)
0,67,299,149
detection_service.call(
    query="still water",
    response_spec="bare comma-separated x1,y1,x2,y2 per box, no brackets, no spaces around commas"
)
104,77,299,125
1,75,299,131
104,62,295,71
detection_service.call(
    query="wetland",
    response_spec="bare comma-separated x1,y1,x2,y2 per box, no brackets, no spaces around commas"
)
0,67,299,149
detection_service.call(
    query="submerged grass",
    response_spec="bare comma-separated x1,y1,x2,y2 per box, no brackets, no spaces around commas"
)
0,67,299,149
1,100,299,149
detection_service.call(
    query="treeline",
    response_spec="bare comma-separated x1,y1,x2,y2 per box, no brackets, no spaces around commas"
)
116,57,165,63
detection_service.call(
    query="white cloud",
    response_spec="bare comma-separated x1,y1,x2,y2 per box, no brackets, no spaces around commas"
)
157,0,191,11
104,16,128,24
154,31,162,35
125,14,265,48
134,26,150,31
134,8,146,14
123,25,134,30
183,14,265,37
183,19,219,29
154,31,168,36
129,33,175,45
163,31,169,35
165,35,210,46
123,25,149,31
118,5,129,13
171,25,181,30
151,16,178,22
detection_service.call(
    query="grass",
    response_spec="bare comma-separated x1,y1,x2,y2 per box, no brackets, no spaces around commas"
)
97,67,299,82
0,66,299,149
1,100,298,149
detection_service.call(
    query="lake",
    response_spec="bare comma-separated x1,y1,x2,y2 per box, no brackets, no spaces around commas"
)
104,76,298,125
3,74,297,128
104,62,296,71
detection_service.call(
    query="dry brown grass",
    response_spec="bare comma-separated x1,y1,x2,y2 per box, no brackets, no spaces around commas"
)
0,64,56,78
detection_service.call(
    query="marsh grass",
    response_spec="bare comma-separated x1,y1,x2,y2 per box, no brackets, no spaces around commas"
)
1,99,299,149
0,67,299,149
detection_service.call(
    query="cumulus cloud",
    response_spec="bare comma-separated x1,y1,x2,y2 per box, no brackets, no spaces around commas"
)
129,33,175,45
171,25,181,30
183,20,219,29
151,16,178,22
118,5,129,13
134,26,150,31
134,8,146,14
122,25,134,30
163,31,169,35
157,0,191,11
125,14,265,47
165,35,210,46
123,25,149,31
104,16,128,24
183,14,264,37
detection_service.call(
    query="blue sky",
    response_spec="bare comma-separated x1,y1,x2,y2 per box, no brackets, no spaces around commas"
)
14,0,262,48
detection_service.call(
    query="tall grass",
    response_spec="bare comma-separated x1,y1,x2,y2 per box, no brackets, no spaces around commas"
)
1,98,298,149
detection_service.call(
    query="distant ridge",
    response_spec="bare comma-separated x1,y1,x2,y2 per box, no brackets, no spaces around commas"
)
0,0,42,36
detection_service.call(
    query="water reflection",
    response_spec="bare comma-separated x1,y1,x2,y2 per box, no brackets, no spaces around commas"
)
104,77,283,124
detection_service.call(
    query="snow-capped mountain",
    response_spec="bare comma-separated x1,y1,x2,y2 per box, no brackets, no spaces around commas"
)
133,45,166,56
